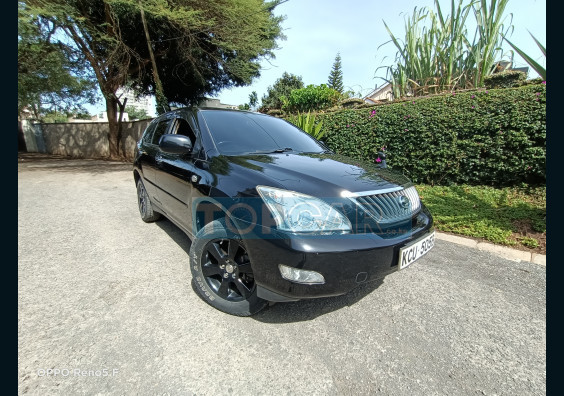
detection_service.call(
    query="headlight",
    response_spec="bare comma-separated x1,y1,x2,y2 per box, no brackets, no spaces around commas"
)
256,186,352,233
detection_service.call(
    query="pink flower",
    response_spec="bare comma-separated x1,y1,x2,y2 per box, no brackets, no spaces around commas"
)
472,106,475,108
542,81,546,85
536,92,540,96
485,91,488,93
375,157,382,163
412,101,415,104
404,129,408,131
471,95,475,99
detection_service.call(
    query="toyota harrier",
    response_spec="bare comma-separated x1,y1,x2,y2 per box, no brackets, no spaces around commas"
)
133,107,434,316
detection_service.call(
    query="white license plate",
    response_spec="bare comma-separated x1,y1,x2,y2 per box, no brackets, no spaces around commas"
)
398,231,435,270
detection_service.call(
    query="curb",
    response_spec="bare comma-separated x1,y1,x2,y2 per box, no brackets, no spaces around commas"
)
435,232,546,266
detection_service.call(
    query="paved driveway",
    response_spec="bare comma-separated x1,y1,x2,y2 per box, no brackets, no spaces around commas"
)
18,155,546,395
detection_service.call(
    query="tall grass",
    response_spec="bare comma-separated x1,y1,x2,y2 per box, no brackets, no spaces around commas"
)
379,0,513,97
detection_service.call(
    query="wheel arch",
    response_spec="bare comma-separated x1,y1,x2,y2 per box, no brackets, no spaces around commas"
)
194,198,231,234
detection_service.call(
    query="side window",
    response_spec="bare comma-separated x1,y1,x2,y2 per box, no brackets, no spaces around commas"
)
141,122,157,143
151,119,171,145
171,118,197,147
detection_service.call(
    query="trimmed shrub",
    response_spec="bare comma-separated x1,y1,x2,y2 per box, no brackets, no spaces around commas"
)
339,98,365,108
483,70,527,89
311,84,545,186
266,109,283,117
282,84,341,113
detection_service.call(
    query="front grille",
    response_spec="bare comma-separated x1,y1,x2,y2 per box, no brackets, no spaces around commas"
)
349,186,421,224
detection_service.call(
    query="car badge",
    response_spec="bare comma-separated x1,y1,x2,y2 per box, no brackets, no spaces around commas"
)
399,196,410,209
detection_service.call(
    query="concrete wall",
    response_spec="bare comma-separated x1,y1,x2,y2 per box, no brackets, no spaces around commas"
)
22,119,153,161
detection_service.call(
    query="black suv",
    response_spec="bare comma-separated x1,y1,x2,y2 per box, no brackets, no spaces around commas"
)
133,107,434,316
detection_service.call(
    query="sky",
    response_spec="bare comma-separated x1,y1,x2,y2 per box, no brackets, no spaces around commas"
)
86,0,546,114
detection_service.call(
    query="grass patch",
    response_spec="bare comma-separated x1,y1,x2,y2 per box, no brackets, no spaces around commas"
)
416,184,546,253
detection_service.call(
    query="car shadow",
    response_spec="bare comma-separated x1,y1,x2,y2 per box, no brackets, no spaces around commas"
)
155,218,192,255
155,216,386,323
251,278,385,323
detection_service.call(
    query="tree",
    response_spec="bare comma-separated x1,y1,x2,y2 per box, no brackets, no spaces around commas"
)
18,4,98,120
260,72,304,111
23,0,285,158
249,91,258,110
327,53,344,93
125,106,150,120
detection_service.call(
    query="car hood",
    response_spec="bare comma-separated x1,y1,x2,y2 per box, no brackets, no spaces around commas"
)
210,152,412,198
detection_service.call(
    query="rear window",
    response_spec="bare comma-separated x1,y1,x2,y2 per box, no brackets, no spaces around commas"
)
201,111,324,155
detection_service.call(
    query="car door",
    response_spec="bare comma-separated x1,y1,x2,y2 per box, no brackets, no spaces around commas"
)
139,117,173,203
154,113,204,234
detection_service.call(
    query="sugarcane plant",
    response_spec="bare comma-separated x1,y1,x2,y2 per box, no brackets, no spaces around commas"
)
378,0,513,98
503,31,546,80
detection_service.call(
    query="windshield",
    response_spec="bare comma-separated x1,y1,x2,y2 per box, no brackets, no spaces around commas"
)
201,110,326,155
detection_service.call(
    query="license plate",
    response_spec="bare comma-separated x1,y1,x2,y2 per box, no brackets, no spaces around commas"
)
398,231,435,270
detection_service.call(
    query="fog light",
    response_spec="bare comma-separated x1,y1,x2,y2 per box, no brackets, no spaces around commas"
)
278,264,325,284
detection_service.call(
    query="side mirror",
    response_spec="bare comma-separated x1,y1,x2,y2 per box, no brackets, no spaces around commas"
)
159,134,193,155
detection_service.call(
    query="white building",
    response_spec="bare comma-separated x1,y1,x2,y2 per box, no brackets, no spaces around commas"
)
364,83,394,103
116,87,156,118
92,111,129,122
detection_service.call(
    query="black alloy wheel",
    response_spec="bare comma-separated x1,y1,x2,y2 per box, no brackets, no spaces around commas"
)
189,218,268,316
136,179,161,222
201,239,255,302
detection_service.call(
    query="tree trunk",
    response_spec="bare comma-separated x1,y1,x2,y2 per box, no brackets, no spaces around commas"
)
105,96,121,159
116,97,127,158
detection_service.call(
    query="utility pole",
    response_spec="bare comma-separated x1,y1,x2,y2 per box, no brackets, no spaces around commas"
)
139,0,169,114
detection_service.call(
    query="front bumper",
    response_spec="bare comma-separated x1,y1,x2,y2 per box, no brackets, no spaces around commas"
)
241,205,434,301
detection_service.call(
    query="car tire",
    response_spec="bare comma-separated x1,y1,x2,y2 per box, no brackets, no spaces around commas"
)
189,218,268,316
136,179,161,223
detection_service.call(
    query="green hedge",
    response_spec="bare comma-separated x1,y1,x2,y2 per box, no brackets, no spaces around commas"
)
483,70,527,89
314,84,546,186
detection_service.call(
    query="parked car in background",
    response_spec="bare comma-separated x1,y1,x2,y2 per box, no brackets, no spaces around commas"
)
133,108,434,316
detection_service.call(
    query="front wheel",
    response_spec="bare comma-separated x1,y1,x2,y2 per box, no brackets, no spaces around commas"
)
189,218,267,316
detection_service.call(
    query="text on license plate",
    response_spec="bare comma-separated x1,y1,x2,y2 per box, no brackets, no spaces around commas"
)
398,231,435,270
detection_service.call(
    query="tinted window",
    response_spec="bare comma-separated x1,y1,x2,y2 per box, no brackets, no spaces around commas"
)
201,111,324,155
172,118,197,147
142,121,157,143
151,120,171,145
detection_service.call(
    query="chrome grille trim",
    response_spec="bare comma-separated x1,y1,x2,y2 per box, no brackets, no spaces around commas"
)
348,186,421,224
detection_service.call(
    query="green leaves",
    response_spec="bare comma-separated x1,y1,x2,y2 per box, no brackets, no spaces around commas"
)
288,112,325,140
282,84,341,113
503,32,546,80
380,0,513,97
312,84,545,186
260,72,304,110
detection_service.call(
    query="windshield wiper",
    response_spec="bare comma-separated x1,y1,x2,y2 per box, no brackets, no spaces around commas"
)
252,147,294,154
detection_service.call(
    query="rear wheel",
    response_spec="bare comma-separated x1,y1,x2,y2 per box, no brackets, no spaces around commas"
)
189,218,267,316
136,179,161,222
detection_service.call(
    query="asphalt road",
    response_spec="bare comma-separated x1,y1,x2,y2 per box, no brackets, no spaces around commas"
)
18,155,546,395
